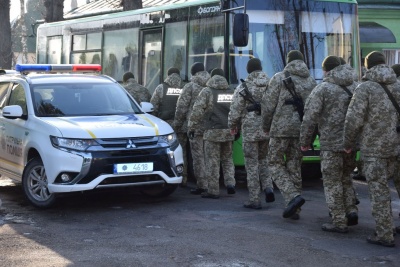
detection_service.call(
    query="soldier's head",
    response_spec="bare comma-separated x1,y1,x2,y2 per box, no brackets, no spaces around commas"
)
339,57,346,65
246,58,262,74
392,64,400,77
322,55,341,73
286,50,304,64
190,62,205,76
167,67,180,76
122,71,134,83
210,68,225,77
365,51,386,69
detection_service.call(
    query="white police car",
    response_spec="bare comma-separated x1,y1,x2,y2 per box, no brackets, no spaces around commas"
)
0,64,183,208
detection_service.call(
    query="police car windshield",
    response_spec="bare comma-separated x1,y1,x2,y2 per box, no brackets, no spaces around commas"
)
31,83,142,117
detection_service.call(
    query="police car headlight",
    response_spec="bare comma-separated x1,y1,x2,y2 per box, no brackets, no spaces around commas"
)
50,136,99,151
158,133,179,148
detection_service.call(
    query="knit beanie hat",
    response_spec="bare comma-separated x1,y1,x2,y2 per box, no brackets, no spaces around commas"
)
122,71,135,83
392,64,400,77
365,51,386,69
286,50,304,64
339,57,346,65
322,56,341,72
190,62,205,76
246,58,262,74
167,67,180,76
210,68,225,77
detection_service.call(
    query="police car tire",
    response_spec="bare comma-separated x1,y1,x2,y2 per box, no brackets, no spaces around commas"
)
22,158,56,209
140,184,178,198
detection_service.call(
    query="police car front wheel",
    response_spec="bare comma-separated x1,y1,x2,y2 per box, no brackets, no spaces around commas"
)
22,158,57,209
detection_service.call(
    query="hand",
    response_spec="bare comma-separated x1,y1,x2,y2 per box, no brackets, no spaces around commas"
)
301,145,310,152
344,148,352,154
187,131,195,139
230,128,237,135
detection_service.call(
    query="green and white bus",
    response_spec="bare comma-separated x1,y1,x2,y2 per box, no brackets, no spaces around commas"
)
36,0,360,178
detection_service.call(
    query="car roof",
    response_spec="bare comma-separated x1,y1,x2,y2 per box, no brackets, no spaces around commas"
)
0,73,117,85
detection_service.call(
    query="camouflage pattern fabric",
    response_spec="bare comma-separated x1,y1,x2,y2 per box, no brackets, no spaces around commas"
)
261,60,317,136
268,137,303,205
190,135,207,190
150,73,183,126
261,60,316,206
204,140,235,196
320,151,358,227
173,71,210,134
228,70,273,202
243,141,273,202
344,64,400,242
123,78,151,104
300,64,358,227
188,74,235,195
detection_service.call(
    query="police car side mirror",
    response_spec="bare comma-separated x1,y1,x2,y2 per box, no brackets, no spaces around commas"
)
2,105,23,119
141,102,154,113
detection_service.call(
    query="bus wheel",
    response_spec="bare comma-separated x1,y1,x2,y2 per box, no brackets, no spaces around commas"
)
22,158,57,208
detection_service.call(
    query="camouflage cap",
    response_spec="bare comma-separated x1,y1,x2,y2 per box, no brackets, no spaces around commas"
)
210,68,225,77
392,64,400,77
286,50,304,64
123,71,135,83
246,58,262,74
190,62,205,76
322,56,341,72
365,51,386,69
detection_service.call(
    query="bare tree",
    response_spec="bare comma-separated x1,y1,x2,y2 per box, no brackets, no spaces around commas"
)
120,0,142,11
20,0,28,63
0,0,12,68
44,0,64,22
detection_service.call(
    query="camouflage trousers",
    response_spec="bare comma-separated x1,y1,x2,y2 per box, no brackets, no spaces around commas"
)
204,140,235,196
320,151,358,228
243,140,273,203
189,135,207,190
176,132,188,184
388,155,400,198
362,156,394,242
268,137,302,205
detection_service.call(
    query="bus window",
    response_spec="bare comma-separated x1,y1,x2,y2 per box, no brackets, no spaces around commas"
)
47,36,62,64
163,22,187,82
141,29,162,93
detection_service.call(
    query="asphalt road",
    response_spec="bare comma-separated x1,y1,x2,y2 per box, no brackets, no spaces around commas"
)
1,175,400,267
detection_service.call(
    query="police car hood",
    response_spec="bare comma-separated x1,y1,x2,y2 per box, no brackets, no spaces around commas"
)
40,114,172,138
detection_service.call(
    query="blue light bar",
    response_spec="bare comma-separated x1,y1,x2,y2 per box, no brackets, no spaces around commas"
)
15,64,102,73
16,64,52,72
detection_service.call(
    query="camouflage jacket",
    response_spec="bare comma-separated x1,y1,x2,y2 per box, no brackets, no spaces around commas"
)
173,71,210,134
344,64,400,157
228,71,270,142
123,78,151,104
150,73,183,125
188,75,234,142
261,60,317,137
300,64,357,151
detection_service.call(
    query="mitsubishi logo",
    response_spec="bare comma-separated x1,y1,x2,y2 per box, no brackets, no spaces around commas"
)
126,139,136,149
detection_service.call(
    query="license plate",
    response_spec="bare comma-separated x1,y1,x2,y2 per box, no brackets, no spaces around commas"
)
114,162,153,174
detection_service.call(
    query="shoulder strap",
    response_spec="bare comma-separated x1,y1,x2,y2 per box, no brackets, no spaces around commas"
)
340,85,353,98
380,83,400,116
283,71,298,98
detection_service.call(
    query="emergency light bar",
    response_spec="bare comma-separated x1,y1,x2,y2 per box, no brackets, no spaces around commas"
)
15,64,102,73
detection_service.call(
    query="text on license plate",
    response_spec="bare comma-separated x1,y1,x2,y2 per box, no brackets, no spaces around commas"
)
114,162,154,174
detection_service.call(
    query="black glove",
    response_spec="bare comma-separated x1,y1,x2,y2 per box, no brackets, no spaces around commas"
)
187,131,195,139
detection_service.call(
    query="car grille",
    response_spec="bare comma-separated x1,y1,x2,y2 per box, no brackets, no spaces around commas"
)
97,136,158,149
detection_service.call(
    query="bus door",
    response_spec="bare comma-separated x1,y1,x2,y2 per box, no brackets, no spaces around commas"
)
140,28,163,95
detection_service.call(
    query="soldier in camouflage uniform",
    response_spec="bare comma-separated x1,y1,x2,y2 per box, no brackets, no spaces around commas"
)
261,50,317,219
188,68,236,199
173,63,211,194
344,51,400,247
300,56,358,233
150,68,187,185
228,58,275,209
122,72,151,105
